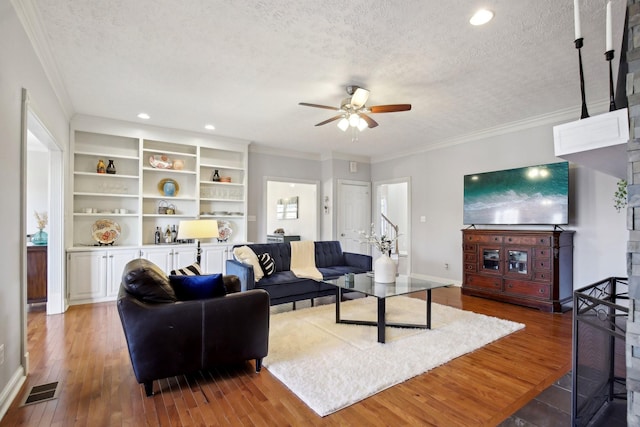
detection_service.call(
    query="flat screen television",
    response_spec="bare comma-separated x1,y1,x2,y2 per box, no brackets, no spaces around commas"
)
463,162,569,225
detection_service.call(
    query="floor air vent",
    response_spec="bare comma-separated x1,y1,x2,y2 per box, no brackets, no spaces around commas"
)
20,382,59,406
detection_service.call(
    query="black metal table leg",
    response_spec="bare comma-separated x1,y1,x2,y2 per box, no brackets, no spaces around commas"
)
336,287,341,323
427,289,432,329
378,297,385,343
334,284,437,343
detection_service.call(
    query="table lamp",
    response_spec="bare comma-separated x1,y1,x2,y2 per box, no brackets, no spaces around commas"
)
176,219,218,264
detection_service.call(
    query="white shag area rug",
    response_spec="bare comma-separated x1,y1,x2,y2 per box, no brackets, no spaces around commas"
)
264,296,524,417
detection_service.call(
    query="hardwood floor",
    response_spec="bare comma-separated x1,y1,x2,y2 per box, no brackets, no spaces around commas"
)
1,287,572,426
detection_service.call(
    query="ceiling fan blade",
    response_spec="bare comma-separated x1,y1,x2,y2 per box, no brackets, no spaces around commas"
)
369,104,412,113
359,113,379,128
315,115,344,126
299,102,340,111
350,88,370,109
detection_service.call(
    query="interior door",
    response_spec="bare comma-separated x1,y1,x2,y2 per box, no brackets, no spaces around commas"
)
337,180,371,254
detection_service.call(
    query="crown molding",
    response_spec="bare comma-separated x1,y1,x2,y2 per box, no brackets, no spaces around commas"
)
319,151,371,163
249,144,372,164
249,143,323,161
370,99,611,164
11,0,74,119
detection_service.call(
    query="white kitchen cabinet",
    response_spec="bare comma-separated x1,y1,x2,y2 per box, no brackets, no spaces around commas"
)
106,250,140,297
68,248,138,304
201,245,232,274
140,246,198,274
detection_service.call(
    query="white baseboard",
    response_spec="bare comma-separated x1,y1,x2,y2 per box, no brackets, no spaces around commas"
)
0,366,26,422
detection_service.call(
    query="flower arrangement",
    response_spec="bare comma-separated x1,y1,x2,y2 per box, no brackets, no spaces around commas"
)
34,211,48,230
360,223,399,255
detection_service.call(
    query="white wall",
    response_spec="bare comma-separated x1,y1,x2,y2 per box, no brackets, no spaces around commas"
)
371,120,627,287
0,1,70,417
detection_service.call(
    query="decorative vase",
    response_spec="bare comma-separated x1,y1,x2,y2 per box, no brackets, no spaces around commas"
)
32,229,48,246
163,180,176,197
374,254,396,283
96,159,106,174
106,159,116,174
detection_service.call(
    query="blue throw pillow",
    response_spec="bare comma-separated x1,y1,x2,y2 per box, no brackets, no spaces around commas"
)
169,274,226,300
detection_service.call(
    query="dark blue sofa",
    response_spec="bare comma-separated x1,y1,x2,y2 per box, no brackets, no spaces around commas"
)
226,241,372,306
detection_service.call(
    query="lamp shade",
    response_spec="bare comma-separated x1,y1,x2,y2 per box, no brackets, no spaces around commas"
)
337,117,349,131
350,87,370,108
177,219,219,240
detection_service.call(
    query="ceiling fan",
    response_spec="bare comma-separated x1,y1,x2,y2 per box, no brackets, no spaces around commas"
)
299,85,411,132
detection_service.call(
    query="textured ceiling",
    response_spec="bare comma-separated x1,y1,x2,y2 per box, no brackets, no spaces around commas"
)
23,0,626,160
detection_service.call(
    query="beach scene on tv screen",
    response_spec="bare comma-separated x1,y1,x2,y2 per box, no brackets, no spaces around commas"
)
463,162,569,225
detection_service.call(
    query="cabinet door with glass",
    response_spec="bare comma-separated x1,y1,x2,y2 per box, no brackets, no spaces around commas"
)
504,246,532,279
479,245,502,275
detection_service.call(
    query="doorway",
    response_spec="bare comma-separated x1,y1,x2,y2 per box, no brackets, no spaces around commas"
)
22,91,65,316
264,178,319,242
374,178,410,275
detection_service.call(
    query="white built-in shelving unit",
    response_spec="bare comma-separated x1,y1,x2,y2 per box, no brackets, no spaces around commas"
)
67,115,249,305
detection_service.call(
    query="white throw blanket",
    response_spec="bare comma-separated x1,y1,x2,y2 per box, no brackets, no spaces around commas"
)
290,241,323,280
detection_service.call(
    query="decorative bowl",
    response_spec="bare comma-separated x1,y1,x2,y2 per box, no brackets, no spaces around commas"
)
149,155,173,169
172,159,184,170
91,219,121,245
218,220,233,242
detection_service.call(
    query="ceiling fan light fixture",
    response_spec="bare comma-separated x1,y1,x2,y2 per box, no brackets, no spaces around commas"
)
299,86,410,132
469,9,494,26
357,117,368,131
350,87,370,108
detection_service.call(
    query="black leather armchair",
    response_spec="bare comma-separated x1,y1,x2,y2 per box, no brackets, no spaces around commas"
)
117,258,270,396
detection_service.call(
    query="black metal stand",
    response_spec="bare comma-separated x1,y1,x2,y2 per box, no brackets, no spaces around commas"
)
572,277,628,425
575,38,589,119
606,49,616,111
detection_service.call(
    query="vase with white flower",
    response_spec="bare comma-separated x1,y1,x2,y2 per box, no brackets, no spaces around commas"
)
32,211,48,245
360,223,399,283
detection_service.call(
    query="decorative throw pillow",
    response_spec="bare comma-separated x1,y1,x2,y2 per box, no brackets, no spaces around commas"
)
169,273,226,300
170,262,202,276
257,253,276,276
232,246,264,281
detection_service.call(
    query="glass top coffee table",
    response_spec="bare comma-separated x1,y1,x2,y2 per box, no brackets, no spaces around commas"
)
323,273,450,343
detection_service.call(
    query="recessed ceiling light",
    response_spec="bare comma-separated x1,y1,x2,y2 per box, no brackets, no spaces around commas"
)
137,113,150,120
204,124,215,130
470,9,494,26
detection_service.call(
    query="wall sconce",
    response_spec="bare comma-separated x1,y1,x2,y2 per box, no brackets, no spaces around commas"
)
324,196,329,214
